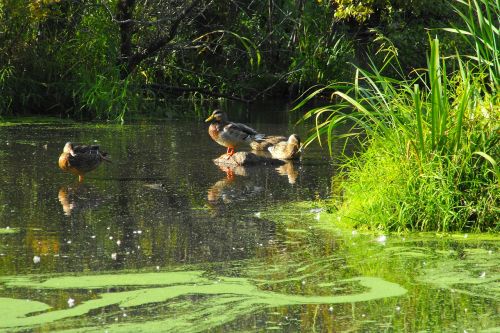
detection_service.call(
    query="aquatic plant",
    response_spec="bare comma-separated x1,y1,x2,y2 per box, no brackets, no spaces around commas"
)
297,1,499,232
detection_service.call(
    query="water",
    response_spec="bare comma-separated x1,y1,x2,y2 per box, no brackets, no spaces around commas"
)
0,106,498,332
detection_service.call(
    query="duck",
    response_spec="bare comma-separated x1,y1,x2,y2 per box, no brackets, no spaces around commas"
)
250,135,287,151
268,134,301,160
205,109,264,157
58,142,111,183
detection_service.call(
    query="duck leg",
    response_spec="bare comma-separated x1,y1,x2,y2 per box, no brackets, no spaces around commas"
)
78,174,84,183
226,147,235,158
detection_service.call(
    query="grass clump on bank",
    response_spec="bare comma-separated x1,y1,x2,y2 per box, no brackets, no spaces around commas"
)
299,0,498,232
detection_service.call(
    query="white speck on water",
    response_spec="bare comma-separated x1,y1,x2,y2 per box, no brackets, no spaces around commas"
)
67,298,75,307
362,314,366,317
301,280,306,285
488,250,493,255
396,306,401,311
254,212,261,218
351,230,358,235
109,236,113,240
464,308,468,312
479,272,486,278
91,235,96,239
33,256,41,264
67,240,72,244
310,208,323,213
111,253,117,260
115,317,118,321
464,234,468,238
137,245,141,249
156,266,160,270
123,313,127,317
106,227,110,230
116,240,121,246
376,235,387,244
328,306,333,312
6,226,9,230
314,213,320,221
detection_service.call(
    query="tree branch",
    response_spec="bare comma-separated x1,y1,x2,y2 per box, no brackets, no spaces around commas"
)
146,84,253,103
125,0,205,76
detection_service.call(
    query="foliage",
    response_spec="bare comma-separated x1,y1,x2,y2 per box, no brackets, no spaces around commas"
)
443,0,500,88
297,0,499,231
0,0,472,120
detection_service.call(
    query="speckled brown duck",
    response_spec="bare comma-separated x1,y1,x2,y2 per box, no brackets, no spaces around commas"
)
250,135,287,151
205,109,264,157
268,134,301,160
58,142,111,183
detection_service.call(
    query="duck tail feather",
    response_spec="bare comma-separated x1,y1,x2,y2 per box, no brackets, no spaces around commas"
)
100,153,112,163
254,134,266,141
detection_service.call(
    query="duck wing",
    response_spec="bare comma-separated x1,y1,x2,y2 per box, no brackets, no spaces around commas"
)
221,122,264,143
250,135,287,151
68,145,109,172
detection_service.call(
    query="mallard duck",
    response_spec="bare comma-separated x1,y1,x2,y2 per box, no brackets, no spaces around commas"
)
250,135,287,151
205,109,264,156
268,134,301,160
58,142,111,183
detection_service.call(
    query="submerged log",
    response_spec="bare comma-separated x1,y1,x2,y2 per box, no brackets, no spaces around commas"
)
213,151,285,167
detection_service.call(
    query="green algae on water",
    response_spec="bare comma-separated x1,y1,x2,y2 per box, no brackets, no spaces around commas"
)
0,270,406,331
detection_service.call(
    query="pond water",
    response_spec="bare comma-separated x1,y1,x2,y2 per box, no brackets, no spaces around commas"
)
0,104,498,332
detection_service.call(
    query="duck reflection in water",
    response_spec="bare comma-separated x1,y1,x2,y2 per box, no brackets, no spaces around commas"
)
275,161,300,184
58,185,103,216
207,165,243,205
207,160,300,207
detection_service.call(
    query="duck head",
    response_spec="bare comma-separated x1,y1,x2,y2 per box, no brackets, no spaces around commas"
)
63,142,76,156
205,109,227,122
288,134,301,147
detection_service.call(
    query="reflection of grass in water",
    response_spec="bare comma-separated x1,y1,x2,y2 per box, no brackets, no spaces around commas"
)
417,248,499,299
258,201,500,331
0,270,405,332
0,227,19,234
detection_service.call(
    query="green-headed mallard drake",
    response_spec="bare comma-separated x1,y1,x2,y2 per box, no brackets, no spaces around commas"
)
205,109,264,157
250,135,287,151
58,142,111,183
268,134,301,160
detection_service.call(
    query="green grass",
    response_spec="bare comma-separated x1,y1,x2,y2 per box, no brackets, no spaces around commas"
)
296,1,499,232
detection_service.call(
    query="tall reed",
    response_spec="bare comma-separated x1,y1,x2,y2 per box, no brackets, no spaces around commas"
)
297,33,498,231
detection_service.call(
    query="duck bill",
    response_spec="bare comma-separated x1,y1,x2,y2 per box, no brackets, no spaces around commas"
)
69,149,76,157
205,114,215,122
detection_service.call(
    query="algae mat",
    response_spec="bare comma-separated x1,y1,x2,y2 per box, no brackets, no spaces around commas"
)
0,270,405,332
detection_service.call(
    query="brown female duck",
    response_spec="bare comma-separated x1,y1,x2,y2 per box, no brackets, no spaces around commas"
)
250,135,287,151
58,142,111,182
205,110,264,157
268,134,301,160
